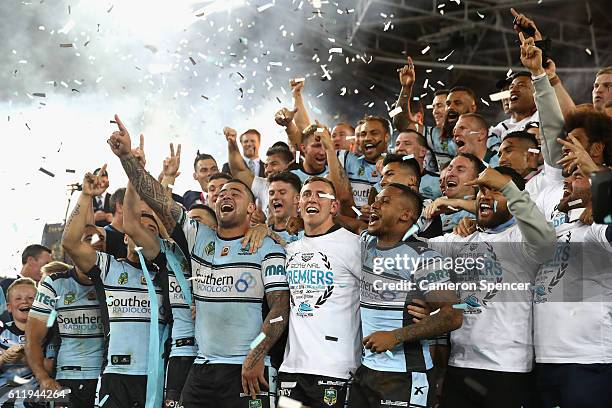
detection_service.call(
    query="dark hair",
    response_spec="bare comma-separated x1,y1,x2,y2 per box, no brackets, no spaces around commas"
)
110,188,126,214
188,203,216,221
225,178,256,203
449,86,477,103
385,182,424,221
493,166,526,191
193,152,217,170
503,131,538,148
524,121,540,131
21,244,51,265
434,89,450,97
240,129,261,142
362,115,391,135
271,141,291,150
439,160,451,171
459,112,488,130
268,171,302,193
396,130,427,148
208,172,232,183
382,154,422,184
564,110,612,164
303,176,337,197
455,153,487,176
266,145,294,164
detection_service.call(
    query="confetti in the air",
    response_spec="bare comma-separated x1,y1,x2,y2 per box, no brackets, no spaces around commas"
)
528,148,540,154
585,48,592,55
269,316,284,324
388,106,403,117
318,193,336,200
39,168,55,178
569,199,582,206
447,65,454,70
257,3,275,12
489,90,511,101
402,154,415,160
480,98,490,107
352,206,362,217
421,45,431,54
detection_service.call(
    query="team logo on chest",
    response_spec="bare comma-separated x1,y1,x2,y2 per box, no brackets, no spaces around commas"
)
118,272,128,285
87,291,97,301
140,276,147,285
358,166,365,177
204,241,215,256
64,292,76,305
221,246,230,256
323,388,338,406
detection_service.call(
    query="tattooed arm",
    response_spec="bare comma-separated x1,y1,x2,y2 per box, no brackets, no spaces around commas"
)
241,290,290,398
107,114,184,233
62,171,106,273
363,290,462,352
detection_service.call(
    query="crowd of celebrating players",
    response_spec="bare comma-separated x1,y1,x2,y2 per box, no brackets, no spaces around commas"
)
0,8,611,408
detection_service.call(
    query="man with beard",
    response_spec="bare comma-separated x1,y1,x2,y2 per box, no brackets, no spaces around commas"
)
267,171,301,244
289,125,329,183
393,130,442,200
490,72,539,140
278,177,361,408
106,115,290,408
533,168,612,408
348,183,463,408
424,153,484,233
453,113,500,167
428,167,556,408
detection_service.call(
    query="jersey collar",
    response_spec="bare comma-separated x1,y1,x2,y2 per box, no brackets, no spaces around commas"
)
480,217,516,234
304,224,341,238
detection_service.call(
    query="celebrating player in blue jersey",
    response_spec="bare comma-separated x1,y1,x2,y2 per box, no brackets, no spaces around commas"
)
62,166,168,408
349,183,463,408
107,115,290,408
27,227,104,407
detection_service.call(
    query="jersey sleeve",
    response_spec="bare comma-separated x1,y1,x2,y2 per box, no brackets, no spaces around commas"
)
179,210,214,255
94,251,113,281
261,241,288,293
584,224,612,253
29,276,57,321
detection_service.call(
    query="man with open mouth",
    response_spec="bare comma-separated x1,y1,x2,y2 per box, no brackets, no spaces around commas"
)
279,177,361,408
490,72,539,142
428,166,556,408
453,113,500,168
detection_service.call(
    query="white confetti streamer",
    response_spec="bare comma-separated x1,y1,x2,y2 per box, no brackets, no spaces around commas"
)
388,106,403,117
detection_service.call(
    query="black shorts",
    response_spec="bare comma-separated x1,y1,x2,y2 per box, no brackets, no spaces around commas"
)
536,362,612,408
98,373,147,408
348,365,430,408
57,379,98,408
180,363,276,408
440,366,531,408
165,356,196,406
277,372,348,408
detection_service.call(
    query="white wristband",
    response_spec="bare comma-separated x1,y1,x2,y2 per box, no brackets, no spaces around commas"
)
531,72,547,81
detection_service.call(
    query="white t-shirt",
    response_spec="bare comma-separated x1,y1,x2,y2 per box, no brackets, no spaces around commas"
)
534,220,612,364
251,176,270,215
280,226,362,379
429,223,540,373
490,111,539,141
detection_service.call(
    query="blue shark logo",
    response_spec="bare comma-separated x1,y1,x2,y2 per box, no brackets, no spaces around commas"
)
535,285,546,296
298,302,313,312
465,295,481,308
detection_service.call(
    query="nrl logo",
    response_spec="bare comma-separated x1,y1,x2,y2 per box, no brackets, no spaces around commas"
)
301,253,314,262
204,241,215,256
64,292,76,305
118,272,128,285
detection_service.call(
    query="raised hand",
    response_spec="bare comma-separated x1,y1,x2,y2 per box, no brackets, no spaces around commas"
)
274,107,298,128
518,32,545,76
82,164,108,196
314,120,333,151
107,114,132,159
163,143,182,178
511,8,542,40
290,78,304,94
556,135,600,176
464,167,512,191
224,126,238,144
398,56,416,87
132,134,146,167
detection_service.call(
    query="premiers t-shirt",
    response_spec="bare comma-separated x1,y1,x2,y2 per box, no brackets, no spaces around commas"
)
428,221,540,373
280,226,362,379
534,220,612,363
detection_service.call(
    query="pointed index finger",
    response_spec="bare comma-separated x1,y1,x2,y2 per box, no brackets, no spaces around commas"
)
518,31,526,45
139,134,144,150
114,114,127,133
176,143,182,157
510,8,520,18
169,143,175,157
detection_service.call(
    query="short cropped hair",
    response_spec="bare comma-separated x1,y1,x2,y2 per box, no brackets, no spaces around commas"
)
459,113,488,130
7,277,37,301
266,145,294,164
385,183,424,221
303,176,337,197
240,129,261,142
268,171,302,193
225,179,256,203
503,131,539,148
110,188,126,214
449,86,477,103
455,153,487,176
362,115,391,135
193,152,217,170
434,89,450,97
382,154,422,184
21,244,51,266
